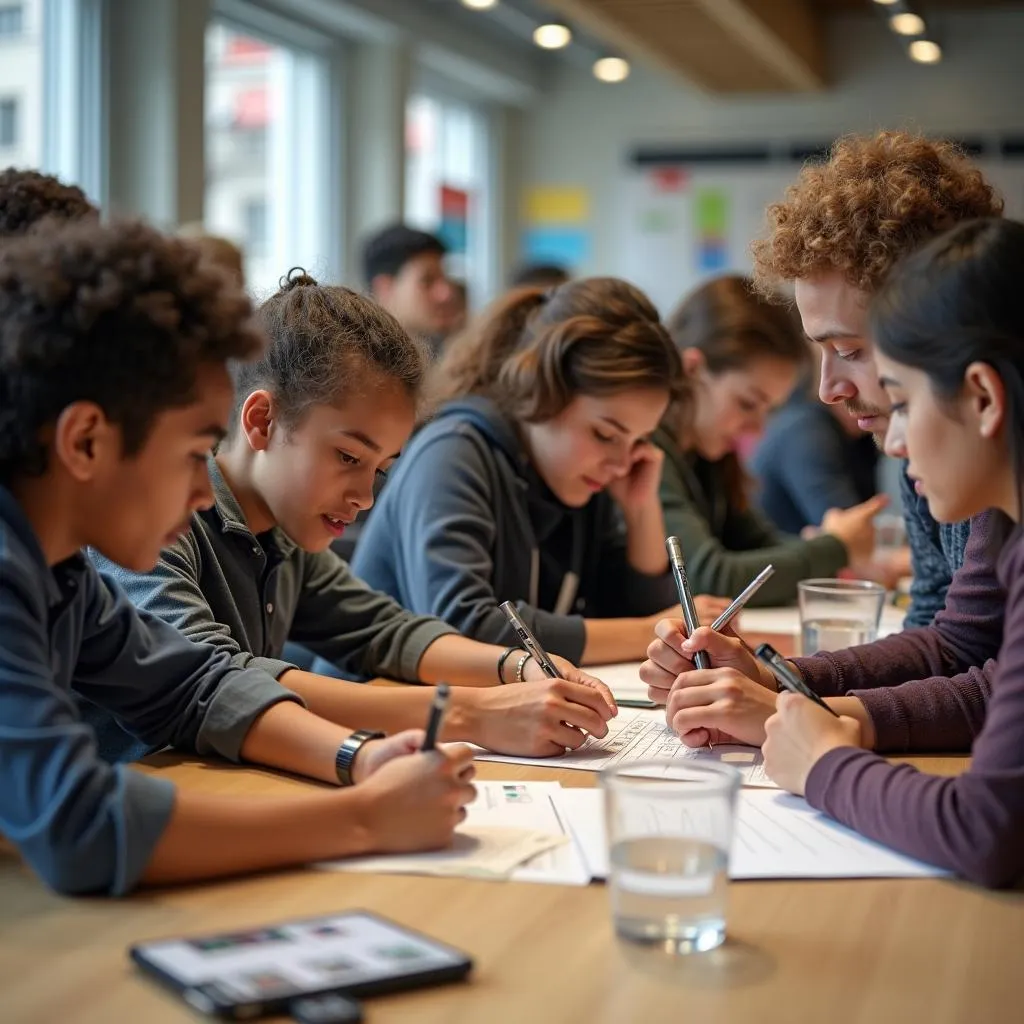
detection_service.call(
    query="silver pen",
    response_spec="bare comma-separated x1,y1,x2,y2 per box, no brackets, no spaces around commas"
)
499,600,559,678
710,565,775,632
666,537,710,670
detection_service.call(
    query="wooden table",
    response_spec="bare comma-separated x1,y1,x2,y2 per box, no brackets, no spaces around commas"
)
2,749,1021,1024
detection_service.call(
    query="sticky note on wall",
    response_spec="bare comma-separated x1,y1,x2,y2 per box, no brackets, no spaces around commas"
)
521,186,591,269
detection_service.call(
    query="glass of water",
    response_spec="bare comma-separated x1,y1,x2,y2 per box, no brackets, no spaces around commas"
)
798,578,886,654
600,761,740,954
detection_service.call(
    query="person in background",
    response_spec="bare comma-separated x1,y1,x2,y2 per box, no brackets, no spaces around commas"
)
0,167,97,239
509,262,571,290
177,222,246,289
654,275,884,606
92,270,616,765
751,357,880,536
353,277,728,666
750,131,1005,628
0,218,475,896
363,223,454,352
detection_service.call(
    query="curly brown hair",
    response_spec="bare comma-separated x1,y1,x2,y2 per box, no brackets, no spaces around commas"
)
0,218,264,483
750,131,1004,297
0,167,98,239
430,277,683,421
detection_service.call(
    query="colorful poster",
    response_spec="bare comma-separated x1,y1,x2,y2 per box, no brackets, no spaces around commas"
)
521,186,591,269
438,185,469,256
694,188,730,273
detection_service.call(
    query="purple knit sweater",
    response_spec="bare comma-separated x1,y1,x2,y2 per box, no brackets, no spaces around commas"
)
796,509,1005,751
803,518,1021,888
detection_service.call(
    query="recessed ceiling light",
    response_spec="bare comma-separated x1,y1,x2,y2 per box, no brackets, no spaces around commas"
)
461,0,498,9
872,0,899,5
890,12,926,35
909,39,942,63
593,57,630,83
533,23,572,49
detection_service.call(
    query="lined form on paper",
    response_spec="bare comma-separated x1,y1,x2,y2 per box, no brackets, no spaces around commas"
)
555,788,946,881
473,706,776,788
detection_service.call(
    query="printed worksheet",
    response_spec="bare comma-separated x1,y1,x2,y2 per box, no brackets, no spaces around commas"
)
556,788,947,881
474,706,775,787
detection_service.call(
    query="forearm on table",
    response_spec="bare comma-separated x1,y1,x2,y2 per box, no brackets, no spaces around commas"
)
141,785,373,886
276,668,477,742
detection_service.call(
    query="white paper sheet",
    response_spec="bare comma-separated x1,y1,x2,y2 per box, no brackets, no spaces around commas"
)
556,788,946,881
316,781,587,884
473,706,776,788
588,662,651,704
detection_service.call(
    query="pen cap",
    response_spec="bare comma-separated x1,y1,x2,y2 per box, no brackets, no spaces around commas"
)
665,536,684,565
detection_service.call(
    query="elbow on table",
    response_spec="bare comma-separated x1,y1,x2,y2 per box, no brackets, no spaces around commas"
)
28,847,115,897
956,841,1024,890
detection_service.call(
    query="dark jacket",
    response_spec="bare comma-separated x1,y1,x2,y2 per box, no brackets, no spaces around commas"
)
352,396,677,663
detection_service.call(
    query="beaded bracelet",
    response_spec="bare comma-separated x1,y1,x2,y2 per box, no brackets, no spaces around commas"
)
514,651,534,683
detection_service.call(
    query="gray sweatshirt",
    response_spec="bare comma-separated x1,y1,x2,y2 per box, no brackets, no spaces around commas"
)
353,396,678,663
89,459,456,762
0,485,299,896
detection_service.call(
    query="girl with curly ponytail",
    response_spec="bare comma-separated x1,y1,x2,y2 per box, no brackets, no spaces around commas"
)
353,277,727,665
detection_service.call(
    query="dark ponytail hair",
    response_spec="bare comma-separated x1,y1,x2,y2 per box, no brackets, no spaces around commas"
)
665,275,807,511
870,217,1024,522
429,277,684,419
230,267,428,434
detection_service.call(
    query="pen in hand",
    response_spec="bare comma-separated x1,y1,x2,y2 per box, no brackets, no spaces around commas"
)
754,643,840,718
421,683,451,752
499,601,560,678
710,564,775,633
666,537,710,671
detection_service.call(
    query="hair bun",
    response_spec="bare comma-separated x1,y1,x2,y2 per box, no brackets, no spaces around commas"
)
280,266,318,292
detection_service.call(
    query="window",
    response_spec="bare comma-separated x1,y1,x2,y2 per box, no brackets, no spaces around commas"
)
0,97,17,147
205,19,333,297
406,92,492,302
0,4,23,38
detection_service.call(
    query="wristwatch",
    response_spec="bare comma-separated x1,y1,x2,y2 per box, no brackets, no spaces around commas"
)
335,730,385,786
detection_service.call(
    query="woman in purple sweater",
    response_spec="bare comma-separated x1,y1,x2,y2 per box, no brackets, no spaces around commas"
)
648,217,1024,887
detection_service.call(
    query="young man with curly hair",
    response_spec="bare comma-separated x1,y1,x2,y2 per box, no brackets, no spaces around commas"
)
0,167,98,238
0,218,475,897
640,131,1006,760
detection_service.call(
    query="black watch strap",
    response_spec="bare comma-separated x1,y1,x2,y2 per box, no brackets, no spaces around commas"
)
335,730,386,786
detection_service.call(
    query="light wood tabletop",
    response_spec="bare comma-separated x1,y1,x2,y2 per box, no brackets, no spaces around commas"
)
2,745,1021,1024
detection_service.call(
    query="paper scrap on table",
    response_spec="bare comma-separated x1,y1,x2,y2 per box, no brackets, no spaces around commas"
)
316,781,589,884
555,788,947,881
473,706,776,788
589,662,651,704
318,827,566,880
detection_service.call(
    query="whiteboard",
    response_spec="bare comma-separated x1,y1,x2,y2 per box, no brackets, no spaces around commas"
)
614,159,1024,316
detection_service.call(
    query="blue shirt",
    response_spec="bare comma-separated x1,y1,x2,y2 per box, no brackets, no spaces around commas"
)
0,485,299,895
900,469,973,628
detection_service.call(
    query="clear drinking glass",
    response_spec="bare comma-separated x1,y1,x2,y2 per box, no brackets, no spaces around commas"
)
798,578,886,654
600,761,740,954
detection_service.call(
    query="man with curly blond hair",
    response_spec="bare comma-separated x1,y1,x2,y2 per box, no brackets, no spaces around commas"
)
641,131,1006,763
751,130,1003,627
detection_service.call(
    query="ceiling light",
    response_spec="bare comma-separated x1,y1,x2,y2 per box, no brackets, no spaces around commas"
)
533,23,572,49
890,12,926,35
460,0,498,9
872,0,899,5
593,57,630,83
909,39,942,63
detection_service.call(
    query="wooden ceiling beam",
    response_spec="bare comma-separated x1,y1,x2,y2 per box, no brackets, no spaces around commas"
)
539,0,826,93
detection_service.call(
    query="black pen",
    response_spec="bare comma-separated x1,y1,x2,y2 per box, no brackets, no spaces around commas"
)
421,683,451,751
754,643,840,717
499,600,560,678
710,565,775,632
666,537,710,670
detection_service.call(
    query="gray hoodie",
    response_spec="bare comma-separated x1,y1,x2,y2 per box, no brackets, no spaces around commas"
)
352,396,677,663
